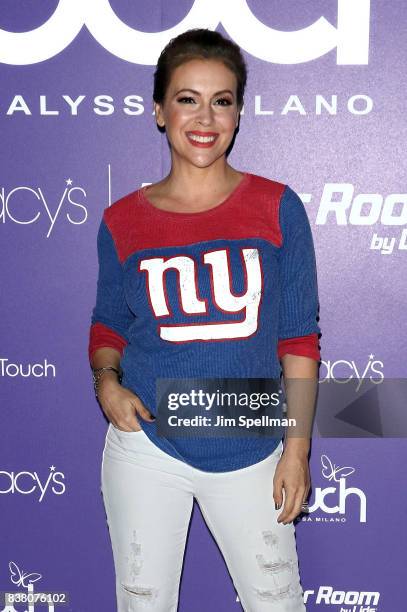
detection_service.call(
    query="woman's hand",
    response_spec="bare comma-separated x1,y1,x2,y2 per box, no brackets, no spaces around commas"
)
273,448,311,525
97,373,155,432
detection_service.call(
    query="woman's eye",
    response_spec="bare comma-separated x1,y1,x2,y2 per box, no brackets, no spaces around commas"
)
215,98,233,106
177,96,195,104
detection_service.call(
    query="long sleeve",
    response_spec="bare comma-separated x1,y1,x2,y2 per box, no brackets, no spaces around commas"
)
277,185,321,362
88,215,136,362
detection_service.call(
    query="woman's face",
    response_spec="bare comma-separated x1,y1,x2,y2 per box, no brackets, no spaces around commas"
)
154,58,240,170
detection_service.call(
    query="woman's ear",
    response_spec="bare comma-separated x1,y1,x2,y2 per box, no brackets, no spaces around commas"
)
154,102,165,128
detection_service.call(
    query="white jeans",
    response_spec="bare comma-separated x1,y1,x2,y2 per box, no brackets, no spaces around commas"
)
101,423,307,612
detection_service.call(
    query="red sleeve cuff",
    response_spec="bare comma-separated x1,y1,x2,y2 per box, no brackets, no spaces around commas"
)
88,322,128,362
277,333,320,362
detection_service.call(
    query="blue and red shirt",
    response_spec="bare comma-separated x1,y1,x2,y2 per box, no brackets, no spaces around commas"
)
88,172,321,471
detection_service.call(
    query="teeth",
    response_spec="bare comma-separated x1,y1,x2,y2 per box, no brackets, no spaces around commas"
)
188,134,216,143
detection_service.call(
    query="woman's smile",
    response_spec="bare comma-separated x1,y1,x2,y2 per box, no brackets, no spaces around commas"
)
185,130,219,147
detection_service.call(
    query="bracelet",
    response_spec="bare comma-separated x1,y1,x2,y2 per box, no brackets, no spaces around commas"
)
92,366,123,399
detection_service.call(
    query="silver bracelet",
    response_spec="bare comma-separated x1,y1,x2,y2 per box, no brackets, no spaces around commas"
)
92,366,123,399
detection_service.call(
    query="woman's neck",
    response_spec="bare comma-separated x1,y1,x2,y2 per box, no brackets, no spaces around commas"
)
159,161,243,207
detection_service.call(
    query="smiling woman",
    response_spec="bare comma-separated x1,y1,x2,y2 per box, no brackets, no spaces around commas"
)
154,57,239,163
89,27,321,612
148,35,245,212
146,58,244,212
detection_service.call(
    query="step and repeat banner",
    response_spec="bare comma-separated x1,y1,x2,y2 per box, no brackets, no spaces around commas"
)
1,1,406,611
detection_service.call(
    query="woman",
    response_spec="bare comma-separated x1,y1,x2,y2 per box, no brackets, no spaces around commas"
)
89,28,321,611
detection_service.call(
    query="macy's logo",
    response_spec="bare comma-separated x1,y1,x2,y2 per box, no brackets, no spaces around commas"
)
0,466,66,502
0,0,371,66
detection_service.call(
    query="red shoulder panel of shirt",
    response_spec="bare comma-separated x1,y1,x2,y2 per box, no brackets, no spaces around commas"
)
102,173,286,264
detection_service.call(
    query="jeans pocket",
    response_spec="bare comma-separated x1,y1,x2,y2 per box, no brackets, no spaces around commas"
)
110,422,144,436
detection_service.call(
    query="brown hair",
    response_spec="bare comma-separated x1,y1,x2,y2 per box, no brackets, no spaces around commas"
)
153,28,247,109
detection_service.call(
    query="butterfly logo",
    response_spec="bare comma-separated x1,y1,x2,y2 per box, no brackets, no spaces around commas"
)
321,455,355,482
9,561,42,589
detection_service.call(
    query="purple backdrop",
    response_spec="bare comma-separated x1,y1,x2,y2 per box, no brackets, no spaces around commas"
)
1,1,406,611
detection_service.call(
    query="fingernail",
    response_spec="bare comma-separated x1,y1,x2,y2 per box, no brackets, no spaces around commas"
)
275,502,281,510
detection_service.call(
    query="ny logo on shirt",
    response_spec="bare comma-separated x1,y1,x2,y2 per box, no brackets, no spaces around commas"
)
139,247,263,342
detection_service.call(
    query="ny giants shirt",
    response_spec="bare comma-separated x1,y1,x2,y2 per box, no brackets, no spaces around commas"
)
88,172,321,472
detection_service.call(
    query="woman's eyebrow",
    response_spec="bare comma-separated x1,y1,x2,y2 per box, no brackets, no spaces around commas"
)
174,88,234,97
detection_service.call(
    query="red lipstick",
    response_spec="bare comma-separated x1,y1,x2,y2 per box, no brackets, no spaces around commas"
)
185,131,219,148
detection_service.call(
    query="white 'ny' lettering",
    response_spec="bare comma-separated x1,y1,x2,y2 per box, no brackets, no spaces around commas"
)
139,247,262,341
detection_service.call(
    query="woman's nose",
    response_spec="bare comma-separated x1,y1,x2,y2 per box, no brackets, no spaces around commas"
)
195,103,214,126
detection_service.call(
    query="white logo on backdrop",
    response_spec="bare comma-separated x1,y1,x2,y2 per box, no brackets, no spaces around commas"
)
315,185,407,227
305,454,367,523
0,0,371,66
2,93,373,118
303,585,380,610
0,179,87,238
9,561,42,590
1,358,56,378
320,354,384,390
4,561,67,611
312,185,407,255
0,466,66,502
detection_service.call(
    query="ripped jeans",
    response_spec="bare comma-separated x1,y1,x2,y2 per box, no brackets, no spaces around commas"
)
101,423,307,612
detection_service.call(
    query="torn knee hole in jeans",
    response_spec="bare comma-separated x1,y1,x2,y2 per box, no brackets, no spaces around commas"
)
121,529,159,602
256,554,294,575
254,583,300,602
254,529,302,602
121,583,159,601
